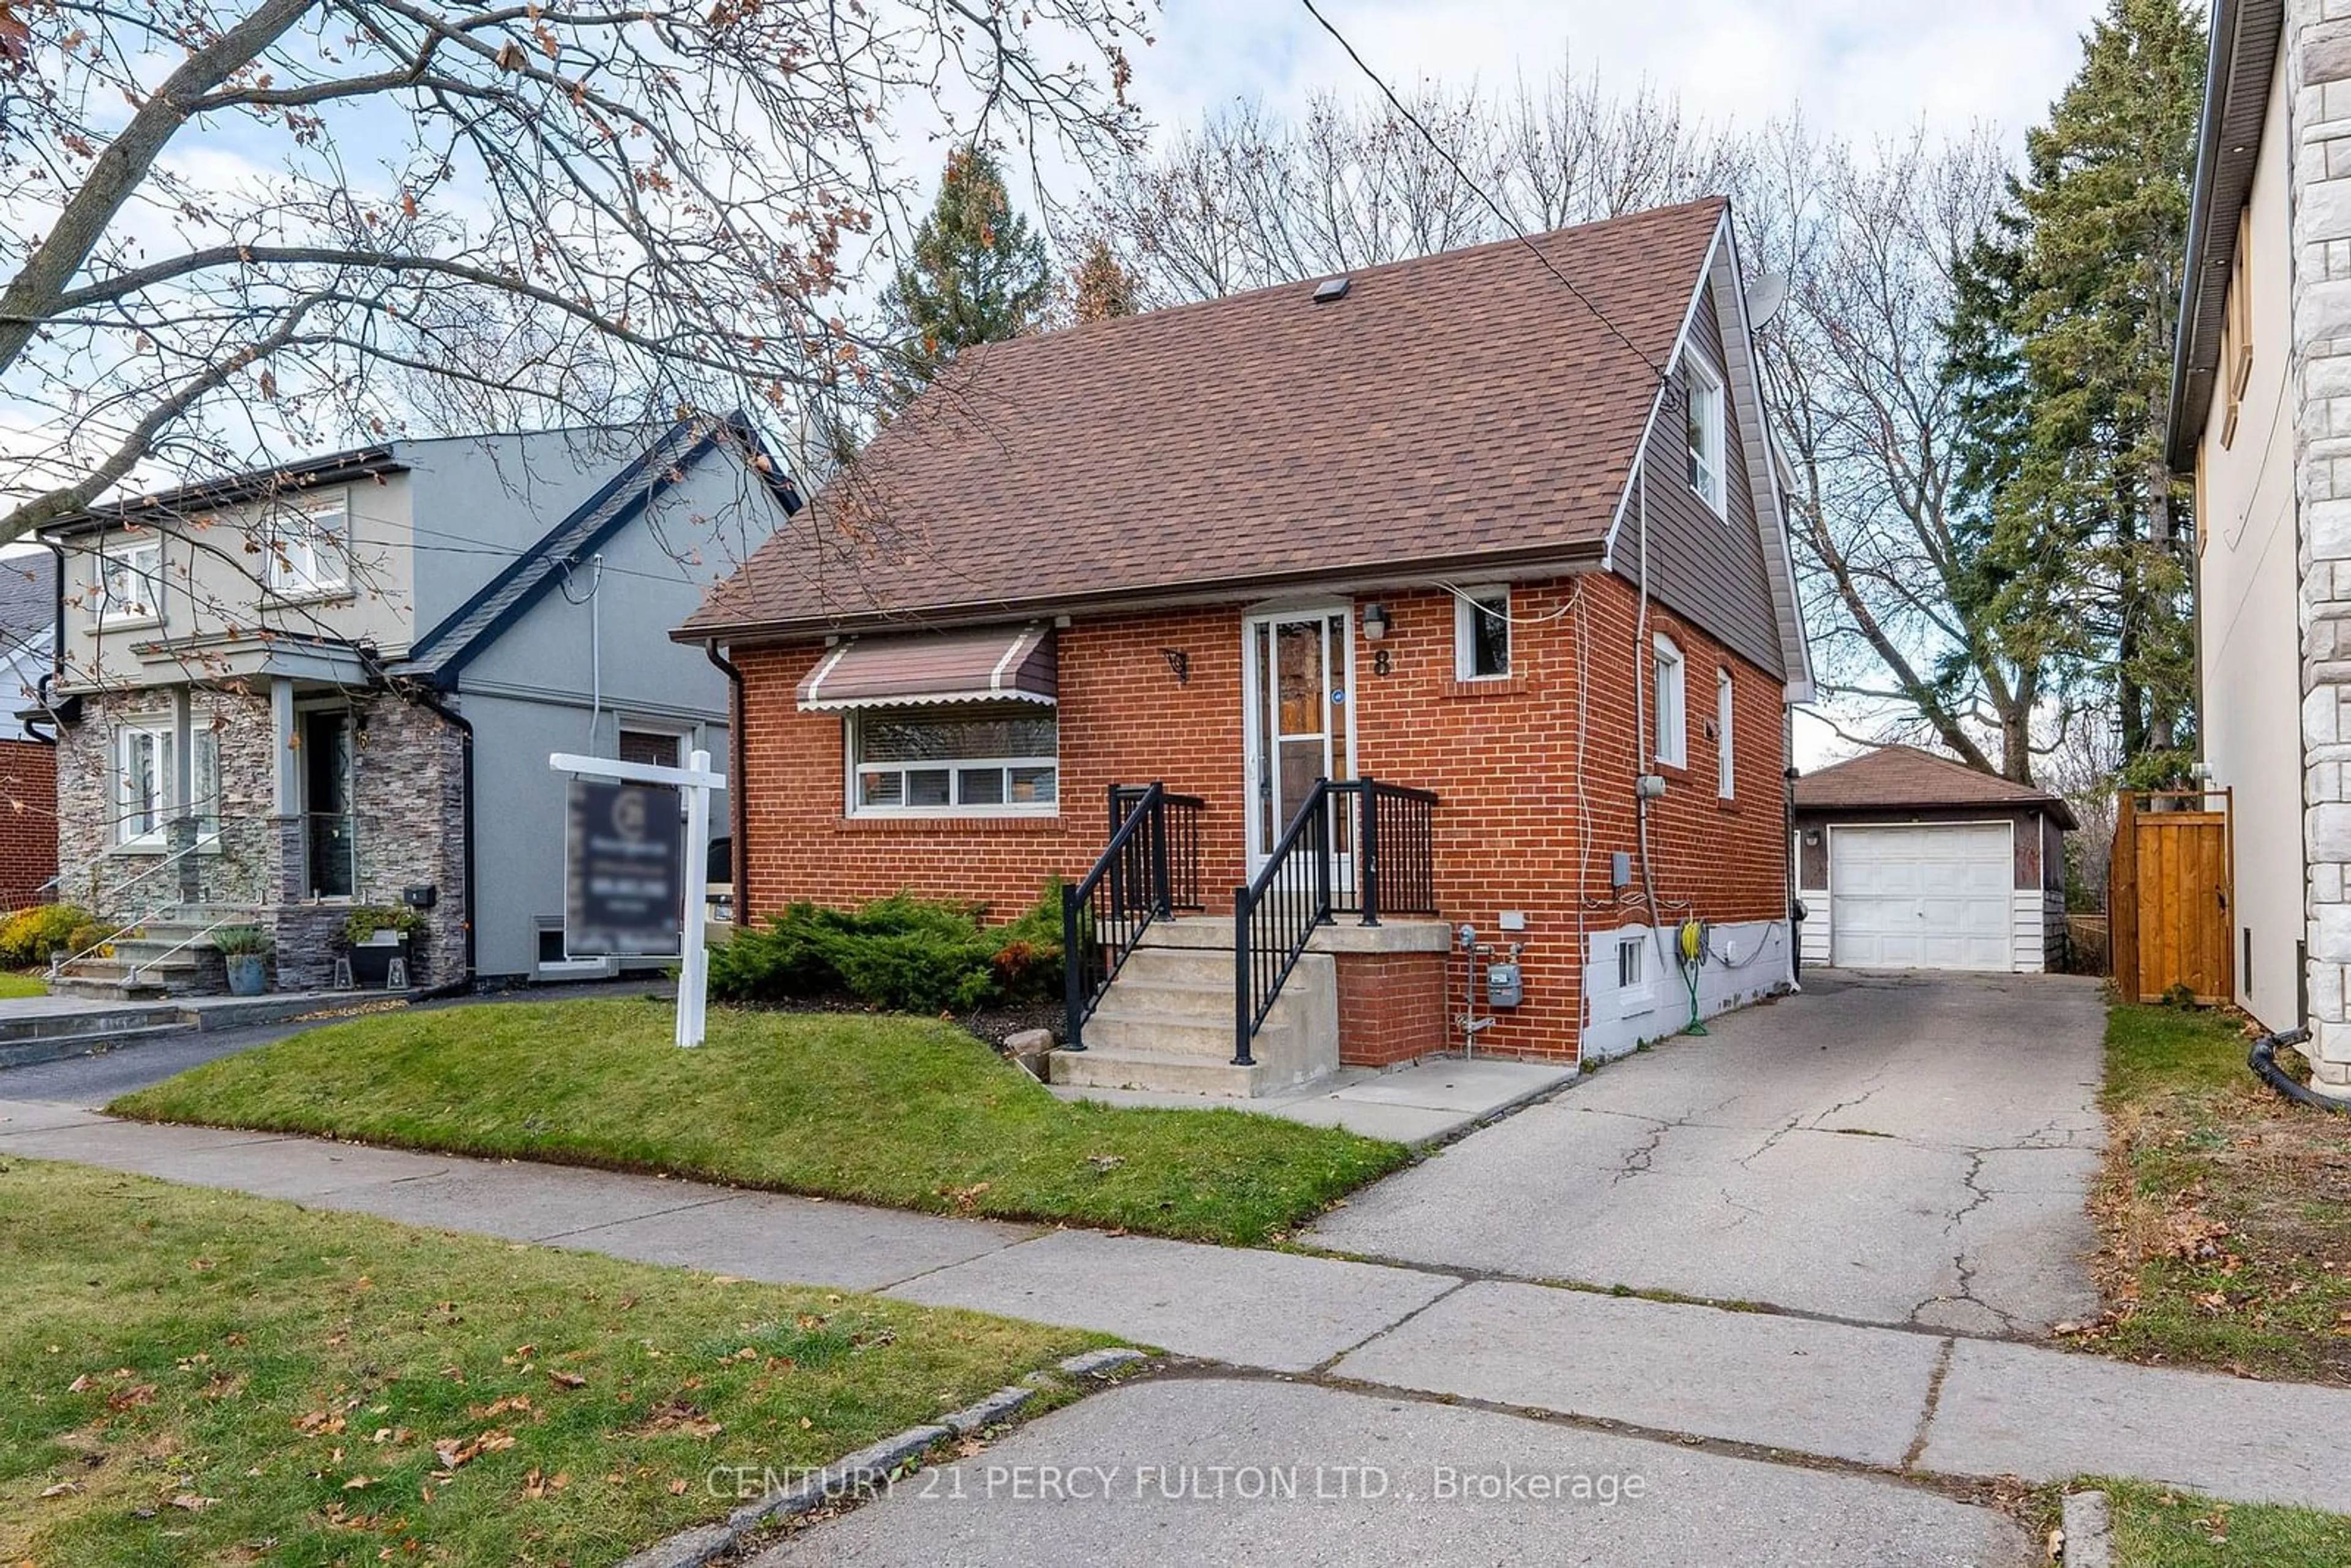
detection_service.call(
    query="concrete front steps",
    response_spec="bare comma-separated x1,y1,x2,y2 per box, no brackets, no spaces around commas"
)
1050,914,1452,1098
47,909,257,1000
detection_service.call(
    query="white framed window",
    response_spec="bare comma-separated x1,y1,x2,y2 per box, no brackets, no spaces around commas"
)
848,700,1057,816
1717,669,1736,800
264,493,348,596
1652,634,1686,768
94,538,162,621
1681,351,1727,516
1616,932,1655,1018
1454,586,1510,680
114,724,220,846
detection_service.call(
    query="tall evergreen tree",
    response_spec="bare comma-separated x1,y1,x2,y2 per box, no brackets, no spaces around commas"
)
885,147,1054,385
1981,0,2206,779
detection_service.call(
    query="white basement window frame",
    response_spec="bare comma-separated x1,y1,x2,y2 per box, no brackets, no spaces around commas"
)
94,536,163,622
264,491,350,597
846,700,1059,817
1453,585,1512,680
1717,668,1736,800
1681,350,1727,517
1616,931,1655,1018
1652,634,1686,768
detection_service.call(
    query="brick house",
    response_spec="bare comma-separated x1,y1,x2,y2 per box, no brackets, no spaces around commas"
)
35,419,792,996
680,199,1814,1089
0,552,59,909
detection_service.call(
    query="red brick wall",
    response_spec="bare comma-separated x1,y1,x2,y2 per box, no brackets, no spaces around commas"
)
1334,951,1450,1067
0,738,57,910
732,571,1788,1063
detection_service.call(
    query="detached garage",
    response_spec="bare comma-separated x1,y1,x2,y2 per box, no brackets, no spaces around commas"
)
1791,747,2075,974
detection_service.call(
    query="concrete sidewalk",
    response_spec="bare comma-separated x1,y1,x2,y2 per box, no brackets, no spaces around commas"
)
7,1095,2351,1518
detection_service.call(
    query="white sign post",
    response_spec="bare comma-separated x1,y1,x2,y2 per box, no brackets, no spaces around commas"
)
551,748,725,1048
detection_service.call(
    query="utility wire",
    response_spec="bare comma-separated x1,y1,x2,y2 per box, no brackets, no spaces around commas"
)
1298,0,1671,385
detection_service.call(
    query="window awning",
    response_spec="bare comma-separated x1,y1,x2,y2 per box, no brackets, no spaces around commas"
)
795,625,1057,711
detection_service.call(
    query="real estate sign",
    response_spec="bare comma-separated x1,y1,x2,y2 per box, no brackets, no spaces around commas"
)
565,777,687,958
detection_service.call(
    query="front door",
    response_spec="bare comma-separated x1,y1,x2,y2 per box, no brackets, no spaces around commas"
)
1242,609,1354,876
303,710,356,898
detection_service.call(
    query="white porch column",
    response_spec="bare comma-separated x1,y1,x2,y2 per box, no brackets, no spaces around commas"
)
271,678,299,816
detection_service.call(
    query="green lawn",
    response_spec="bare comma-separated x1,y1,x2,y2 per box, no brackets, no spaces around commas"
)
111,999,1411,1247
0,969,47,998
0,1158,1103,1567
2055,1481,2351,1566
2085,1003,2351,1383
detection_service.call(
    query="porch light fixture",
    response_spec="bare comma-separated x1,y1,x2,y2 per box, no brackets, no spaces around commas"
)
1161,648,1190,686
1362,602,1390,640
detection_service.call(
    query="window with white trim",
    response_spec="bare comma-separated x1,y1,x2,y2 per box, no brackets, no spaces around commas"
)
1681,351,1727,516
1716,669,1736,800
849,701,1057,814
1454,586,1510,679
1652,635,1686,768
264,493,348,596
95,538,162,621
1616,932,1654,1017
115,724,220,846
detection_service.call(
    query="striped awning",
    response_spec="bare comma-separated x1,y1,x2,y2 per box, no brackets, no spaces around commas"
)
795,624,1057,710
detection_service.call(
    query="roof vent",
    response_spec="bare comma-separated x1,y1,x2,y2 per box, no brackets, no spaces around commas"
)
1312,276,1350,304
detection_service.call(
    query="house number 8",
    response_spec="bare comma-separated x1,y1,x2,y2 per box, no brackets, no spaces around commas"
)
1373,649,1392,677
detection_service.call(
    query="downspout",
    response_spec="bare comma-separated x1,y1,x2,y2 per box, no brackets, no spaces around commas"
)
413,681,477,986
705,639,749,925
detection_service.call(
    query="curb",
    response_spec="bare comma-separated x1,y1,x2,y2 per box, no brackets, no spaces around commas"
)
2060,1490,2112,1568
618,1348,1146,1568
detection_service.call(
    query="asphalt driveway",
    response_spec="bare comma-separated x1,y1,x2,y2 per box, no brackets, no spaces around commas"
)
1309,971,2107,1334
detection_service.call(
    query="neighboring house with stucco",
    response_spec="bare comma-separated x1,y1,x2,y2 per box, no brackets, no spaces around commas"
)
2169,0,2351,1087
31,418,794,996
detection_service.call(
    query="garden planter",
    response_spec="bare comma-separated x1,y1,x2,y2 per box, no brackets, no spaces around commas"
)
350,935,407,988
225,954,269,997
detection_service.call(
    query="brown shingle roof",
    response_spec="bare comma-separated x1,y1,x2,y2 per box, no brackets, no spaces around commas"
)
1793,746,2079,829
681,198,1728,639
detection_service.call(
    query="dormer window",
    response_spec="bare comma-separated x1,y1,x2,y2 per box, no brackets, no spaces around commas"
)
1681,351,1727,517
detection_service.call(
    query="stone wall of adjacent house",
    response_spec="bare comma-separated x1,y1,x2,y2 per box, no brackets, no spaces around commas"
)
325,695,467,989
2293,0,2351,1087
0,738,56,910
51,684,467,991
729,572,1790,1066
54,685,279,915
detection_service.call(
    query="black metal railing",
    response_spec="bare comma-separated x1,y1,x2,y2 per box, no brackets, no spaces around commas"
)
1234,776,1439,1065
1063,782,1206,1049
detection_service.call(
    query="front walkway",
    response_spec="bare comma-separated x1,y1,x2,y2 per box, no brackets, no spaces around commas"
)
6,1093,2349,1524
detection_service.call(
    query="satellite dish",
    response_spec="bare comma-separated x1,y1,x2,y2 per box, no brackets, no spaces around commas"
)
1745,272,1790,329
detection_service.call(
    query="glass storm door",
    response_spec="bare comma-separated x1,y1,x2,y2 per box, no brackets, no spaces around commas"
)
1242,609,1354,877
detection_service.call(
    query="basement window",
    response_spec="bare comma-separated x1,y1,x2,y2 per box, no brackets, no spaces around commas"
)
849,701,1058,816
1617,933,1655,1018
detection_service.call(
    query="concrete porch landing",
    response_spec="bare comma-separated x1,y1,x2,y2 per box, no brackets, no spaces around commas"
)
1047,1053,1578,1144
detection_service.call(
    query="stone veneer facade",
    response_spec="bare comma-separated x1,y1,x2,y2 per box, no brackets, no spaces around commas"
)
54,683,467,990
2296,0,2351,1087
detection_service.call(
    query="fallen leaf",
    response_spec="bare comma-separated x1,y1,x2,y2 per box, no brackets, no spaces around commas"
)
168,1493,216,1511
547,1370,587,1390
668,1477,689,1495
343,1475,374,1491
38,1482,81,1499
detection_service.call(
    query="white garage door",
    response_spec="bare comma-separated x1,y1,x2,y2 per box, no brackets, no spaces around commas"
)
1829,823,2014,972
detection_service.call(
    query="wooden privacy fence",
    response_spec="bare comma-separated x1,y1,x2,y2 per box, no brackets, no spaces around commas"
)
2109,787,2233,1003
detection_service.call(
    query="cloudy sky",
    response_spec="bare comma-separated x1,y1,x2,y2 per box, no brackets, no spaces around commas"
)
1128,0,2107,150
